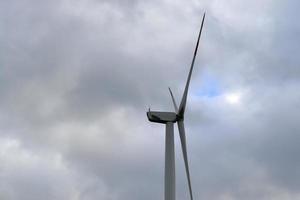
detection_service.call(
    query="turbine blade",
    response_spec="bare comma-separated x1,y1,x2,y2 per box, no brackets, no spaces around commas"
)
168,87,178,113
177,120,193,200
178,13,205,117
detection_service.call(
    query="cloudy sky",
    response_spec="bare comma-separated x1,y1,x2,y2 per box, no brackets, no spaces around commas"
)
1,0,300,199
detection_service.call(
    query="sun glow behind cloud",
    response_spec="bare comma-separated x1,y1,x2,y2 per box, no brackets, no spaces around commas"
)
225,92,242,105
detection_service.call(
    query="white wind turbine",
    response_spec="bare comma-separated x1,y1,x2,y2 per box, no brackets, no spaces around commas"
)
147,13,205,200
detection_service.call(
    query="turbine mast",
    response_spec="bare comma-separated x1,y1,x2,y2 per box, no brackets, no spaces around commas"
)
165,122,176,200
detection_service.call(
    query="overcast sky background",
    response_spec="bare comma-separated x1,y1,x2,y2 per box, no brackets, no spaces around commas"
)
1,0,300,199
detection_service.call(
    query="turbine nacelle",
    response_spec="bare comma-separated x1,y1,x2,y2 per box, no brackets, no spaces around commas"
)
147,111,177,124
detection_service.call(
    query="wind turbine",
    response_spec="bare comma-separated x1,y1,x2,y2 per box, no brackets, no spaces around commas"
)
147,13,205,200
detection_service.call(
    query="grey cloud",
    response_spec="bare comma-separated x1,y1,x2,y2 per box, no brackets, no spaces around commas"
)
1,0,300,199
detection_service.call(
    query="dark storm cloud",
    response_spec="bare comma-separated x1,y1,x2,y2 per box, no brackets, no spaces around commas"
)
1,0,300,199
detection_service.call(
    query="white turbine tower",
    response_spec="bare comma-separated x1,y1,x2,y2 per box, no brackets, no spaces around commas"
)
147,13,205,200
